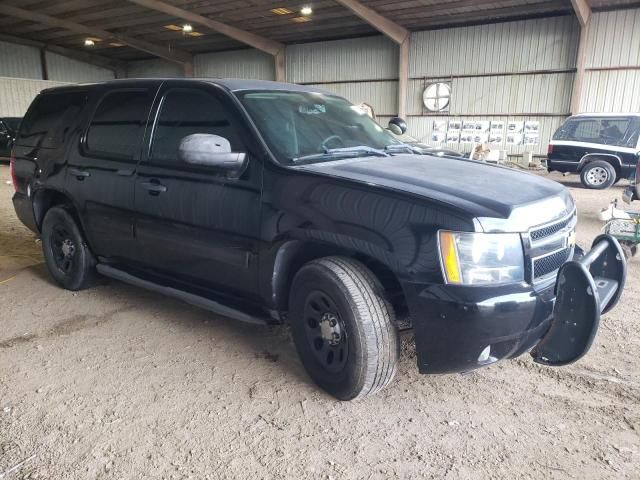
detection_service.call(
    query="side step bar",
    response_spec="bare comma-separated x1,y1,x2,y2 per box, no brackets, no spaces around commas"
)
96,264,269,325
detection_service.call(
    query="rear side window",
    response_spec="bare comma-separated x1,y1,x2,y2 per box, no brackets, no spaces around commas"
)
86,89,154,161
553,117,634,147
18,92,87,148
149,88,244,166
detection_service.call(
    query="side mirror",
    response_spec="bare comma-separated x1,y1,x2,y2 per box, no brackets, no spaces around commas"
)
179,134,246,174
388,117,407,135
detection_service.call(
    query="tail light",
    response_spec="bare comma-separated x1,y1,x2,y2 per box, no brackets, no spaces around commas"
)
9,147,17,191
547,144,554,155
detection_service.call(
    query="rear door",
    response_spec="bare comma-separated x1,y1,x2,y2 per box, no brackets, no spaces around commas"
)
66,84,159,262
132,82,263,298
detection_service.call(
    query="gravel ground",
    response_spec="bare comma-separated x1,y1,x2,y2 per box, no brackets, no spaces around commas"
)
1,165,639,479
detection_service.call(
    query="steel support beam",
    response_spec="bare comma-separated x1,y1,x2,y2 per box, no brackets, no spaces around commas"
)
570,0,592,113
0,4,191,66
127,0,286,80
334,0,410,117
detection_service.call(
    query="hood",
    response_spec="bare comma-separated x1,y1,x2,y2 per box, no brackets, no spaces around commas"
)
297,154,573,232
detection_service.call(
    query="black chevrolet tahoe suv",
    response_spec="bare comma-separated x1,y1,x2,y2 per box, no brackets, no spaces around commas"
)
548,114,640,189
11,79,627,400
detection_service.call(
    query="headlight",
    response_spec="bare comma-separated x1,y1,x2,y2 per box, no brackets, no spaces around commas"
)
438,231,525,285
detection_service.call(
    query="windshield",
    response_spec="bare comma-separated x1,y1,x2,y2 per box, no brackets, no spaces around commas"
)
237,90,402,165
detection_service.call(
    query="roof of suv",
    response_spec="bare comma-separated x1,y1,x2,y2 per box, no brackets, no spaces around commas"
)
572,113,640,118
40,78,334,96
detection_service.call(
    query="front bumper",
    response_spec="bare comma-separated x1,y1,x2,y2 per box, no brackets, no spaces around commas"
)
404,235,626,374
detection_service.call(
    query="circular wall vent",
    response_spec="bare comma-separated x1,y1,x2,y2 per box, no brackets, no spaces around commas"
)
423,82,451,112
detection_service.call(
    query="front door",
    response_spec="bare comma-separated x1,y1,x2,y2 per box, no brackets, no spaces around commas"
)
133,82,263,299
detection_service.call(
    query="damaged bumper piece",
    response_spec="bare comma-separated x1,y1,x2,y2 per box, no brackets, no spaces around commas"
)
405,235,627,374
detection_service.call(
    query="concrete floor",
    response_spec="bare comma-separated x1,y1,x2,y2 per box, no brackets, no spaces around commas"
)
1,165,639,479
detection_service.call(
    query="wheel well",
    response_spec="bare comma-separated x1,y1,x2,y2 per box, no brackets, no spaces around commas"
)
580,155,621,176
274,242,407,321
33,189,77,231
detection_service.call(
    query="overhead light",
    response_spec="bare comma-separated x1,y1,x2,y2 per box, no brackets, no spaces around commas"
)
300,6,313,15
187,31,204,37
291,16,311,23
84,39,95,47
182,24,193,33
164,24,182,31
109,42,124,47
271,7,293,15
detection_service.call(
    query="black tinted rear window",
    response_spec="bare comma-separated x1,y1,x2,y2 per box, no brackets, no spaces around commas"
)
553,116,638,148
18,92,87,148
85,89,154,161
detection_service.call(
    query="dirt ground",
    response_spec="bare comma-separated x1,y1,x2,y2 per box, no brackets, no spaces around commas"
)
1,164,639,480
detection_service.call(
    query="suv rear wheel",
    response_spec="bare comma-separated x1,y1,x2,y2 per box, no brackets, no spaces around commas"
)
289,257,399,400
41,206,96,291
580,160,617,190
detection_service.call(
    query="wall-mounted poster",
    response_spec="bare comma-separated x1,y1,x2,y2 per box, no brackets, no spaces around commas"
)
524,133,540,145
462,120,476,131
433,120,448,132
507,121,524,133
446,131,460,143
524,121,540,133
448,119,462,131
507,133,524,145
491,121,505,132
474,133,489,144
460,132,475,144
475,121,490,133
489,133,504,144
432,132,446,143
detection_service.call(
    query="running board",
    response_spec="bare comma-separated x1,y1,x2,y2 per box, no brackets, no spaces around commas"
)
96,264,269,325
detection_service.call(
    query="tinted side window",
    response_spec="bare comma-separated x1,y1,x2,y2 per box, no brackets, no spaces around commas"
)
86,89,154,161
150,88,244,166
554,117,631,147
18,92,87,148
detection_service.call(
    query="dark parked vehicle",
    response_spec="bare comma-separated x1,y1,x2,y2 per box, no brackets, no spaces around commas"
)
0,117,21,163
11,80,627,399
548,113,640,189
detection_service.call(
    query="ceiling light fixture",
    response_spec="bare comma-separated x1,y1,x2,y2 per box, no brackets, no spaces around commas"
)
291,16,311,22
271,7,293,15
301,6,313,15
182,24,193,33
84,38,95,47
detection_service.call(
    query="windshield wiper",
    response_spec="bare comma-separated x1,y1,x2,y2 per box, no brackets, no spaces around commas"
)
293,146,389,163
384,143,414,154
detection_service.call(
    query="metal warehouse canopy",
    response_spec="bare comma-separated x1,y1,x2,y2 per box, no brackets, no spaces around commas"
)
0,0,636,63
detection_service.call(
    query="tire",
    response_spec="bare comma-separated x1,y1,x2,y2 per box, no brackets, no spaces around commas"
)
41,206,96,291
289,257,400,400
580,161,617,190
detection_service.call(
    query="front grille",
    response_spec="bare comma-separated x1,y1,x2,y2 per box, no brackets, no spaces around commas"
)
530,215,573,241
533,247,572,279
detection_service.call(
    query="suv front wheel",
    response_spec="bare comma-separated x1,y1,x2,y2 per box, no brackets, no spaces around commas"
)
41,206,96,291
289,257,400,400
580,160,617,190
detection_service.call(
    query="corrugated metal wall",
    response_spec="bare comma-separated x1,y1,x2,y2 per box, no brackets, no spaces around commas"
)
580,8,640,113
408,16,580,155
46,52,114,83
127,59,184,78
285,36,399,116
194,49,274,79
0,40,42,79
0,76,69,116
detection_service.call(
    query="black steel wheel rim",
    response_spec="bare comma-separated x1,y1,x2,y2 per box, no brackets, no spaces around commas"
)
303,290,349,373
50,224,76,274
